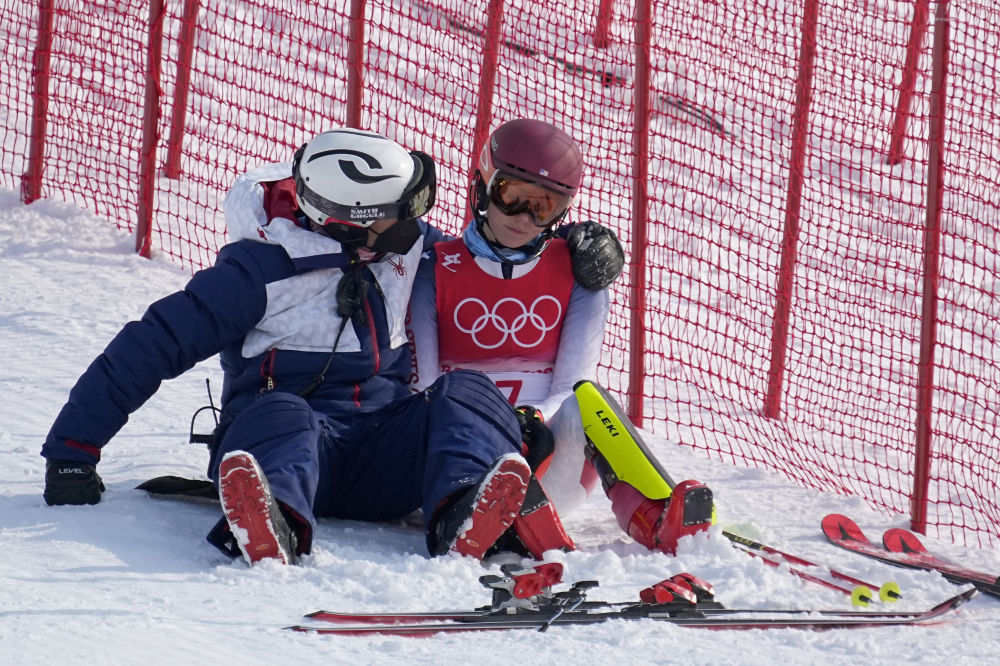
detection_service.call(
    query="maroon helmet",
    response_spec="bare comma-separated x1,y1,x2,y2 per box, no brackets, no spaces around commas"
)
471,119,585,262
481,119,584,196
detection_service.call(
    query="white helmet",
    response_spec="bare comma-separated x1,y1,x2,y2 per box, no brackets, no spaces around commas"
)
293,128,435,228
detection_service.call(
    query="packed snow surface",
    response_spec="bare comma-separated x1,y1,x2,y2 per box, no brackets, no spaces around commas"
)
1,191,998,664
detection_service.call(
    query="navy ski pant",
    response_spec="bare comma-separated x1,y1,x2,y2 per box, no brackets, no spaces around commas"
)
209,369,521,554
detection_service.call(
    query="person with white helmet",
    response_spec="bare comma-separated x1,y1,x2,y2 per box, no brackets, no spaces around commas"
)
41,129,543,566
408,119,714,557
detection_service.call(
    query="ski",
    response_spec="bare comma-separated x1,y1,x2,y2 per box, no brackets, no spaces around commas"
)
294,561,975,636
304,566,718,626
881,526,1000,598
289,589,976,635
305,600,935,626
725,530,901,604
136,476,217,502
822,514,1000,598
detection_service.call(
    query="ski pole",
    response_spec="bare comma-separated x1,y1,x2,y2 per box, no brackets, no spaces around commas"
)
725,531,901,602
737,546,875,607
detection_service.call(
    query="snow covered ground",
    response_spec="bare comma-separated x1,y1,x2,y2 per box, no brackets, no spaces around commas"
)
2,191,1000,664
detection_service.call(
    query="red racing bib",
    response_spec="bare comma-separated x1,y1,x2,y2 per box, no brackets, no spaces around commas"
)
435,237,575,403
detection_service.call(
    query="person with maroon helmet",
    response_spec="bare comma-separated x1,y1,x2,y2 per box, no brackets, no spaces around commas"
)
409,119,713,558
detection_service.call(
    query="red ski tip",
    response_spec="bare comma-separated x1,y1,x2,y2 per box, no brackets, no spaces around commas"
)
882,528,928,555
821,514,868,544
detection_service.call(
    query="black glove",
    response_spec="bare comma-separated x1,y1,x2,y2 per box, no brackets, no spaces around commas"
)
565,221,625,291
44,459,105,506
515,406,555,473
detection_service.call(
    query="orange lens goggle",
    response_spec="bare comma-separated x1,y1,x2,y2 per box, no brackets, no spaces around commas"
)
488,173,572,226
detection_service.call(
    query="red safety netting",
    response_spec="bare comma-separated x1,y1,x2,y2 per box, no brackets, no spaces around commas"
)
928,1,1000,545
1,0,146,222
0,0,34,190
153,0,353,269
1,0,999,546
643,0,927,517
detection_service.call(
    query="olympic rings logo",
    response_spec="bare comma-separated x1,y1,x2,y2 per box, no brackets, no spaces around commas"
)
454,296,562,349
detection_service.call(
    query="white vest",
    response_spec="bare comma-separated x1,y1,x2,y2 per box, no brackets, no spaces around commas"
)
224,162,423,357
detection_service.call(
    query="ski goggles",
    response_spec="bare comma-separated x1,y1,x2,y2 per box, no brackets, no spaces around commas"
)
487,172,573,227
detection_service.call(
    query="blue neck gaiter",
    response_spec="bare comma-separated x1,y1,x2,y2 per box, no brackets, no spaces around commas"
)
462,220,541,263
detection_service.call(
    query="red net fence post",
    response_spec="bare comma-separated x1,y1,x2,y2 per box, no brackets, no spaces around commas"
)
764,0,821,421
136,0,166,258
162,0,201,180
926,0,1000,547
20,0,55,204
469,0,506,190
594,0,615,49
627,0,651,427
347,0,368,130
910,0,950,537
886,0,931,166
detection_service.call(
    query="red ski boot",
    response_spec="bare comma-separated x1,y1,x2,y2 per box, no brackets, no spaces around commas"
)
610,479,713,555
218,451,298,566
512,476,575,559
430,454,532,560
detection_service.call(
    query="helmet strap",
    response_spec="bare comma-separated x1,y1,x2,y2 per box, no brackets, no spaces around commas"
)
291,142,307,181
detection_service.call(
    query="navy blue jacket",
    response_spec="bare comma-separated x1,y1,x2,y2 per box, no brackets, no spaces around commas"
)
43,222,446,465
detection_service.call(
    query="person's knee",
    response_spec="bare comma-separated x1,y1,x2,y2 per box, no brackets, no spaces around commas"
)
425,370,520,447
216,393,322,467
433,369,509,406
229,393,317,432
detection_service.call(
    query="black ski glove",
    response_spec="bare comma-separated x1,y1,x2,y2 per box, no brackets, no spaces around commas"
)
515,406,555,473
44,459,105,506
566,221,625,291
